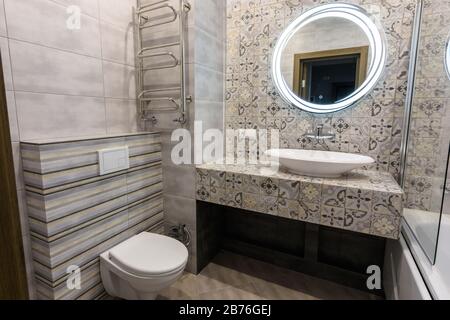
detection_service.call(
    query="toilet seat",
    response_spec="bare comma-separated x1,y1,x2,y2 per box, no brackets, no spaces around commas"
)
108,232,188,278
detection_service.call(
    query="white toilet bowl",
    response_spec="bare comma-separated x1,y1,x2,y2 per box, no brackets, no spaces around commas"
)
100,232,188,300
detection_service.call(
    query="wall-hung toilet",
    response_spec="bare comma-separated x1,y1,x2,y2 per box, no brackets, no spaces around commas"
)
100,232,188,300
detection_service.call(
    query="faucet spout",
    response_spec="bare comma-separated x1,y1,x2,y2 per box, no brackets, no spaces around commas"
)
317,124,324,138
303,124,335,143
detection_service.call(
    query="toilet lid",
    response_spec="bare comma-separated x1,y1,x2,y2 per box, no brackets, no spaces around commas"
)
109,232,188,277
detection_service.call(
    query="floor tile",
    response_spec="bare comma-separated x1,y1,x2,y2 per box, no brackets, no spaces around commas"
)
157,251,382,300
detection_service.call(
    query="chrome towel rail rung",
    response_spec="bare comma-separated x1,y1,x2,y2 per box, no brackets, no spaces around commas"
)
139,51,179,71
138,89,179,99
139,42,180,53
138,4,177,29
144,106,179,112
142,65,178,72
140,96,180,111
137,2,174,15
142,99,178,106
141,87,181,94
137,50,177,60
138,0,169,11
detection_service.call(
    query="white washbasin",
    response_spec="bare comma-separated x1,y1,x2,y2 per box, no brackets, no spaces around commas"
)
265,149,375,178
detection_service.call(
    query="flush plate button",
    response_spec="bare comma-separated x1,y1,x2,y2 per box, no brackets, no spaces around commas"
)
98,147,130,176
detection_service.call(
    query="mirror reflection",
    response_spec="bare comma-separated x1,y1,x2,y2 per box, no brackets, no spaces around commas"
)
281,17,371,105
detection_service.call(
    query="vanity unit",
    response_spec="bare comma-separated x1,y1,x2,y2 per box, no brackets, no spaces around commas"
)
196,164,403,239
195,164,403,293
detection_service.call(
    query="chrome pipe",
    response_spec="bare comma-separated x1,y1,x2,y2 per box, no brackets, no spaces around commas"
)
177,0,191,125
136,0,146,121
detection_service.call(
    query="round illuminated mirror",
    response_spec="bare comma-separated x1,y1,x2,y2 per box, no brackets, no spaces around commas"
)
272,4,387,113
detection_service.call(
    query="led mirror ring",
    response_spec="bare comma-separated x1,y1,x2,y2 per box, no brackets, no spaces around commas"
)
446,33,450,80
272,4,387,114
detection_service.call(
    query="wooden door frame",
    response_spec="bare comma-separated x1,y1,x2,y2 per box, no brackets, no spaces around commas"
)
293,46,369,98
0,55,29,299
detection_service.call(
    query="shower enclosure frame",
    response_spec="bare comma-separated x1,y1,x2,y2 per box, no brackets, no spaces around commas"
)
398,0,438,263
399,0,422,189
399,0,446,266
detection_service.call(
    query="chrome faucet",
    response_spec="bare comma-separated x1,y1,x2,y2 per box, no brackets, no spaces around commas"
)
303,124,335,144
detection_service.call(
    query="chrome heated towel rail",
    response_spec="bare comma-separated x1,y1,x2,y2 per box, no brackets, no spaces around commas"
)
136,0,191,125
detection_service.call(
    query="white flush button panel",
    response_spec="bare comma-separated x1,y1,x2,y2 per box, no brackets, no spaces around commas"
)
98,147,130,176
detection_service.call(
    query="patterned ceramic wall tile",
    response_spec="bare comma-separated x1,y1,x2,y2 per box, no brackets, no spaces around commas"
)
21,133,164,300
321,206,345,228
403,0,450,214
344,209,372,234
278,179,300,199
196,163,403,240
225,0,417,180
299,201,321,224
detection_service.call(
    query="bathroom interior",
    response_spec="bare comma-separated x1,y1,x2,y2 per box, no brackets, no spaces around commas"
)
0,0,449,301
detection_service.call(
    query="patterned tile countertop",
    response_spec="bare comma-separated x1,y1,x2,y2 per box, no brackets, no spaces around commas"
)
196,163,404,240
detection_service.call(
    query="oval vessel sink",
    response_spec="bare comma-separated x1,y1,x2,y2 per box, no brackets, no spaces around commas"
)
265,149,375,178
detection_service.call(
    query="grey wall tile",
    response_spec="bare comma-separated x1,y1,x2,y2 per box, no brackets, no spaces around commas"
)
4,0,102,58
105,98,138,134
101,21,136,66
0,0,6,37
52,0,100,19
193,0,225,43
160,131,193,166
15,92,107,140
195,64,224,102
164,194,196,229
195,100,224,132
193,27,224,72
163,164,196,199
0,36,13,90
164,193,197,274
98,0,137,30
9,40,104,97
103,60,136,99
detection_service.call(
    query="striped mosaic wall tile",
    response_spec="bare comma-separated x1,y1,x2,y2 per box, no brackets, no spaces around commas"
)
21,133,165,300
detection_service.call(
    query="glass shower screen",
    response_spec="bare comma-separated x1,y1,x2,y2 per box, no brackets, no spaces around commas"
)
402,1,450,263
